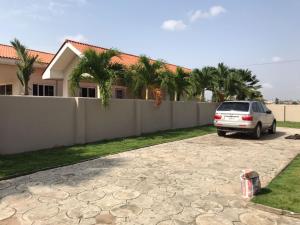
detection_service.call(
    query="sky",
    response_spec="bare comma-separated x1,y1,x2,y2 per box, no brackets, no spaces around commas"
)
0,0,299,100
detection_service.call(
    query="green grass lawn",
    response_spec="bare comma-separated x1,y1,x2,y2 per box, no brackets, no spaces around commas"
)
252,154,300,213
277,121,300,129
0,126,215,180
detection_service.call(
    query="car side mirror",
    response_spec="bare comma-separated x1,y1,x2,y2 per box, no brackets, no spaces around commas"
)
266,110,272,114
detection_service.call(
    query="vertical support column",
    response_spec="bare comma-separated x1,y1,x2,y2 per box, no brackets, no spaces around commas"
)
75,97,86,144
135,99,142,136
171,101,175,129
284,105,286,122
196,102,201,126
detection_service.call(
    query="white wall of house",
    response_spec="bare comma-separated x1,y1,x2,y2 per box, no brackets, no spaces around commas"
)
0,63,23,95
0,62,61,96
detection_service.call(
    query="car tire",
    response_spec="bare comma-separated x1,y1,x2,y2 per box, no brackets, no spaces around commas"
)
253,123,262,139
268,121,276,134
217,130,226,137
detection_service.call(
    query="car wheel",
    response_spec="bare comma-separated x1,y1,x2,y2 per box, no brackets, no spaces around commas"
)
217,130,226,137
268,121,276,134
253,124,262,139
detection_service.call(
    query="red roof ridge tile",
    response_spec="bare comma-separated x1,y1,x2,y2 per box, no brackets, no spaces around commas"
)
65,39,107,51
65,39,191,71
0,43,54,56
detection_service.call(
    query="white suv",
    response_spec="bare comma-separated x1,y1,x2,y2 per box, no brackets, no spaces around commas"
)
214,101,276,139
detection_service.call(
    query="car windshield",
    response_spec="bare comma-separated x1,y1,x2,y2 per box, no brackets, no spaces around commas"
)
217,102,250,112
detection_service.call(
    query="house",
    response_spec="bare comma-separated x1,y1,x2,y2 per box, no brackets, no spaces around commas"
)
0,44,55,96
0,40,189,99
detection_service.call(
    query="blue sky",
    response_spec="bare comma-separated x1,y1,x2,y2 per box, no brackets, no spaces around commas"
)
1,0,300,100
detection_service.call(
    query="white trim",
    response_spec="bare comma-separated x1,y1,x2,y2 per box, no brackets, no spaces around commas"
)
42,42,82,80
67,43,83,57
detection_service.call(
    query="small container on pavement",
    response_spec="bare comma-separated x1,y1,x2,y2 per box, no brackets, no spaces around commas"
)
240,169,261,198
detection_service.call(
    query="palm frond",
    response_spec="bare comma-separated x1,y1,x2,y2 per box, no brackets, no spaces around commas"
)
10,38,38,95
70,48,123,107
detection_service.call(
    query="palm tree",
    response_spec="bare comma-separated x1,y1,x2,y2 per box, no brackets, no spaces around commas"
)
190,67,215,101
210,63,230,102
129,55,165,100
70,49,124,107
234,69,262,100
222,68,262,100
207,63,263,102
172,67,191,101
10,38,38,95
159,69,175,101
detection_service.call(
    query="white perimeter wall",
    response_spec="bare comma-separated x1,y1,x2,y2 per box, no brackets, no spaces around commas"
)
0,96,218,154
267,104,300,122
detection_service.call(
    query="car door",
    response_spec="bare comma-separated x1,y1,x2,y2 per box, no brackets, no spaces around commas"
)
257,102,269,128
260,102,274,126
251,102,262,125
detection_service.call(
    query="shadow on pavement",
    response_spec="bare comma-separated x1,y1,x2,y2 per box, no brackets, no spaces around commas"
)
0,156,127,199
224,131,286,140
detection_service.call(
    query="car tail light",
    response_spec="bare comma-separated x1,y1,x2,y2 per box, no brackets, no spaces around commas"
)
214,114,222,120
242,115,253,121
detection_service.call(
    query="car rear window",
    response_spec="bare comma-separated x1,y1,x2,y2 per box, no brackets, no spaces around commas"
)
217,102,250,112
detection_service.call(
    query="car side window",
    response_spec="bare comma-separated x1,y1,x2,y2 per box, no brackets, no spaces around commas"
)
252,103,259,112
257,102,266,113
261,103,269,112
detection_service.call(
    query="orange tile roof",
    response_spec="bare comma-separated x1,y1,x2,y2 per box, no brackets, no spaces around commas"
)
65,40,191,73
0,43,54,64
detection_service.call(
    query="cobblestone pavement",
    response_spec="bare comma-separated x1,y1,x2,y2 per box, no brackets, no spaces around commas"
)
1,127,300,225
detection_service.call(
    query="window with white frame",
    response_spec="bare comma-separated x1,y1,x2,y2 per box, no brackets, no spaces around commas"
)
80,87,96,98
0,84,12,95
33,84,55,96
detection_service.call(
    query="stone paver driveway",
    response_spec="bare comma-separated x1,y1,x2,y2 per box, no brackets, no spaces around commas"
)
1,127,300,225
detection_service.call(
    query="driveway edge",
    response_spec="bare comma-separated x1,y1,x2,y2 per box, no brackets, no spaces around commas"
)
247,202,300,219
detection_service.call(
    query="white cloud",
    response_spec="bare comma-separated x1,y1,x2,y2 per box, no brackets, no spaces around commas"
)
189,5,226,22
262,82,273,89
271,56,283,62
161,20,187,31
60,34,88,43
189,10,210,22
210,6,226,16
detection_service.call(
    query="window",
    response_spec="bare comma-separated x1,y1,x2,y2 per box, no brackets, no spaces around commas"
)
115,89,124,99
33,84,54,96
261,103,269,113
0,84,12,95
257,102,266,113
252,102,259,112
80,87,96,98
217,102,249,112
252,102,265,113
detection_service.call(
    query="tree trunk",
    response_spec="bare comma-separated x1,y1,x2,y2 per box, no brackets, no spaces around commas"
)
174,91,178,101
218,92,225,102
24,82,29,95
145,87,149,100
